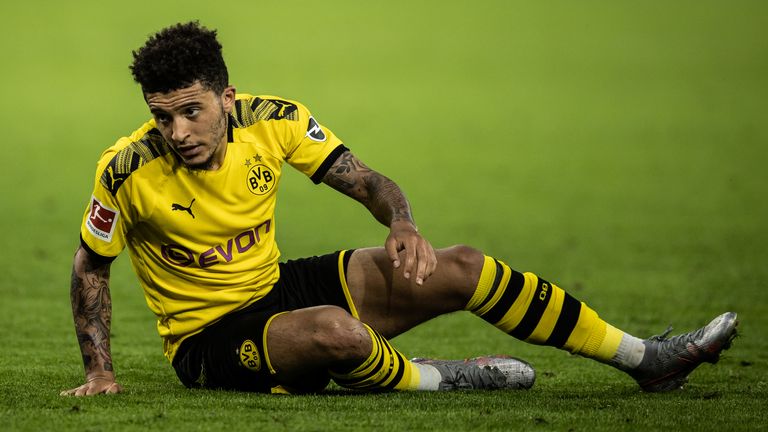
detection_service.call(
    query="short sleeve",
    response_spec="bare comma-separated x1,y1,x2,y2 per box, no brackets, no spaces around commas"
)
79,145,129,259
282,101,347,184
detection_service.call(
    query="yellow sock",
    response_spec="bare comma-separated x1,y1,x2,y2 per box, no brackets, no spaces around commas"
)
466,256,641,367
329,323,422,391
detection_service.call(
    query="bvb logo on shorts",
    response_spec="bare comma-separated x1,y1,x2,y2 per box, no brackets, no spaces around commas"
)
239,339,261,372
246,165,275,196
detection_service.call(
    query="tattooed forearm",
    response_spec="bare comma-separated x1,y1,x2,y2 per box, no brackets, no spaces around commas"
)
363,172,413,225
323,151,414,227
70,247,114,374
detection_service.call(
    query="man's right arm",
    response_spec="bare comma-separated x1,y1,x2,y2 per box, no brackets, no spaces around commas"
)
60,245,122,396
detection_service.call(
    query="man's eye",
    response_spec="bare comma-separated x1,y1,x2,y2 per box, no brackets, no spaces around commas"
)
155,115,171,124
186,108,200,117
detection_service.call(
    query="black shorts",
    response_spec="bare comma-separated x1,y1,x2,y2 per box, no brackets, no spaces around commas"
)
172,250,356,393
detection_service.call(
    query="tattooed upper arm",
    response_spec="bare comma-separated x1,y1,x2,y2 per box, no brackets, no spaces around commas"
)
322,151,375,203
321,150,414,226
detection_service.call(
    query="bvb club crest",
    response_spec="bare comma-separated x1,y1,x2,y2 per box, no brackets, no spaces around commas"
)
246,164,275,195
239,339,261,372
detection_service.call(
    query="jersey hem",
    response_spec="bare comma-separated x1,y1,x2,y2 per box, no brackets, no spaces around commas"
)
165,286,277,362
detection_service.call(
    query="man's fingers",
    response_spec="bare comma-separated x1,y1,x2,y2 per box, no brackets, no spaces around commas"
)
61,381,122,397
385,238,401,268
415,253,428,285
415,242,437,285
412,240,428,285
89,380,121,395
386,226,436,283
426,249,438,279
402,239,417,280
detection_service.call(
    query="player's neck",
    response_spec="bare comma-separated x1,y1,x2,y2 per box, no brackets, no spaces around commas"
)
206,140,229,171
181,139,228,172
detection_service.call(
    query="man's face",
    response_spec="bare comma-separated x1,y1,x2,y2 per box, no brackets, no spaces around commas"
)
146,82,235,170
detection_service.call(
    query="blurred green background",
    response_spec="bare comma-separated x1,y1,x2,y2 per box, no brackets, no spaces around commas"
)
1,1,766,430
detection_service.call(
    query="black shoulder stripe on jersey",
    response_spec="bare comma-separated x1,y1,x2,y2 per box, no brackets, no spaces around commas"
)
230,99,254,128
79,235,117,264
249,97,261,112
230,97,299,128
253,98,298,121
100,128,170,196
310,144,349,184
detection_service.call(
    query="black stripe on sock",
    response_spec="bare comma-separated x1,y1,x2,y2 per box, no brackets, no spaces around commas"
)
332,333,386,386
508,276,554,341
481,269,525,325
474,260,504,313
382,350,407,391
544,293,582,348
353,334,400,390
359,333,394,388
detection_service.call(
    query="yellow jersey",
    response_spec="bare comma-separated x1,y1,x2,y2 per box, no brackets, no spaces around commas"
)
79,94,346,361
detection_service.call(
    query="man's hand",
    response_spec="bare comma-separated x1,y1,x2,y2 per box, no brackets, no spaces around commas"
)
386,220,438,285
321,150,438,283
60,373,122,396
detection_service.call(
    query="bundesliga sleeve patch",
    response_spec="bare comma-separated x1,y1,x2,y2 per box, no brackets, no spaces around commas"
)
306,116,327,142
85,196,119,242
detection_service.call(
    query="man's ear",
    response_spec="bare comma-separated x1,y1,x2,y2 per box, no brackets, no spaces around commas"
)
221,86,236,113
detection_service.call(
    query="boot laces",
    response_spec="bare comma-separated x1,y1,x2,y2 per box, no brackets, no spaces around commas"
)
450,364,507,390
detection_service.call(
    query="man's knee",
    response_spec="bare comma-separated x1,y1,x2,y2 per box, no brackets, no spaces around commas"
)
441,244,485,282
443,244,484,271
308,306,372,363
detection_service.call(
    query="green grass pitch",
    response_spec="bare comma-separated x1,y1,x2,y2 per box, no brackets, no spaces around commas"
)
1,1,766,430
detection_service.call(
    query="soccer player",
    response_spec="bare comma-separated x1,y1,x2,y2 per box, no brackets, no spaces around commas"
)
62,22,737,396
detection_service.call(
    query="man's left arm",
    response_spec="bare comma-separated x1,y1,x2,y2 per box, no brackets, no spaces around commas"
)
322,150,437,285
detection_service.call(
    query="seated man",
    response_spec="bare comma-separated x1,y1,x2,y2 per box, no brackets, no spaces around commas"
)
62,22,738,396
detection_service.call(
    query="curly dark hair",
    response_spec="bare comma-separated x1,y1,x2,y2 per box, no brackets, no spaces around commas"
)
130,21,229,94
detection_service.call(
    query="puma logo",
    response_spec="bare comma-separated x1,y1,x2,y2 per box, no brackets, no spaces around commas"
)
106,166,116,189
171,198,196,218
273,101,291,118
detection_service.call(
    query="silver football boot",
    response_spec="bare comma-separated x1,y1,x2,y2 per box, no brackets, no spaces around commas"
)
412,355,535,390
629,312,738,392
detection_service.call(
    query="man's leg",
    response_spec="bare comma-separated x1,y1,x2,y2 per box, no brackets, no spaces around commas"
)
265,306,369,392
345,245,738,391
265,303,532,392
264,305,454,392
346,245,641,362
346,245,483,337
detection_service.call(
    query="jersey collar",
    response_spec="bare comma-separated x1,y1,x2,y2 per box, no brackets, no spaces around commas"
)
226,114,234,143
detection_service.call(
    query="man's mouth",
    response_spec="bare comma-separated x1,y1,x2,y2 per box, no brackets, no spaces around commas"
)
176,144,202,158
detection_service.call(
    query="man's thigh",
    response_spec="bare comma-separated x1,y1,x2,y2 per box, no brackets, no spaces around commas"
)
266,305,369,392
174,250,356,393
345,245,484,338
172,299,280,393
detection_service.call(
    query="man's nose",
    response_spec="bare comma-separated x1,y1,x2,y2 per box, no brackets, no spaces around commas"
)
171,117,191,143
